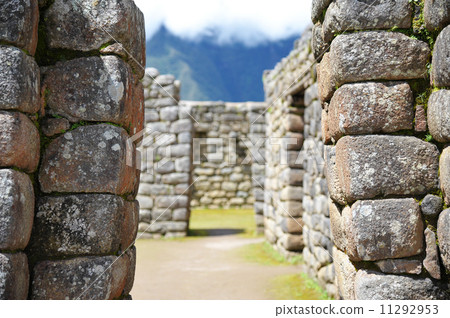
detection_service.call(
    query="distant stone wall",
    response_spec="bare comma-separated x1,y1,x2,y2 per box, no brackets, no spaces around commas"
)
137,69,193,238
0,0,144,299
187,102,266,212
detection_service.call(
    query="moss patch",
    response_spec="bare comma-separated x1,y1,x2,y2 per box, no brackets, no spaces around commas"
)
238,241,303,266
270,273,331,300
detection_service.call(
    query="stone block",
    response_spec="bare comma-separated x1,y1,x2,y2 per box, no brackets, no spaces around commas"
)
421,194,442,218
324,146,346,205
424,0,450,31
170,119,193,134
39,125,136,194
317,53,336,102
162,172,190,184
0,169,34,250
312,23,327,62
0,0,39,55
31,255,128,300
440,147,450,205
44,0,145,78
0,46,39,114
41,117,70,137
345,199,423,261
424,227,441,279
354,270,447,300
437,208,450,272
329,200,347,252
43,56,142,133
0,253,29,300
155,195,188,209
173,208,189,221
311,0,332,23
29,194,138,257
333,247,356,300
122,246,136,296
330,32,430,87
336,136,439,203
280,186,303,201
280,234,304,251
283,114,304,132
328,82,414,141
0,111,40,172
279,201,303,217
375,259,422,275
323,0,412,42
414,104,427,133
427,90,450,143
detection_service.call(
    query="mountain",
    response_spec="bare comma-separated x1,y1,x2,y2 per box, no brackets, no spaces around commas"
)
146,27,299,102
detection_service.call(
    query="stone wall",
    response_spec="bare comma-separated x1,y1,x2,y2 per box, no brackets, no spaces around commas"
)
137,69,193,238
315,0,450,299
263,29,315,258
136,95,267,236
0,0,144,299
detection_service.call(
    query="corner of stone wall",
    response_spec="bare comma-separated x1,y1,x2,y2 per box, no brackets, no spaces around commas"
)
316,0,450,300
137,69,193,238
1,0,145,299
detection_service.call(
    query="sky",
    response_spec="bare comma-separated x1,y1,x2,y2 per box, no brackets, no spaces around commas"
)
134,0,312,46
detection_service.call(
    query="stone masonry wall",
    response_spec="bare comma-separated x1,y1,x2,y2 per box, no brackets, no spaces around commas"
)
0,0,144,299
137,68,193,238
315,0,450,299
263,29,315,259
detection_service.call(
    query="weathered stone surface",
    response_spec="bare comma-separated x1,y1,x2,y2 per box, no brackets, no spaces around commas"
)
280,217,303,234
0,46,39,113
324,146,346,205
421,194,442,218
0,169,34,251
311,0,332,23
375,259,422,275
317,53,336,102
155,195,188,209
41,117,70,137
333,247,356,300
0,111,40,172
345,199,423,261
329,200,346,252
414,104,427,133
31,255,128,300
336,136,439,203
43,56,141,132
45,0,146,78
440,148,450,205
330,32,430,87
280,186,303,201
323,0,412,42
29,195,138,257
437,208,450,272
284,114,304,132
123,246,136,296
0,0,39,55
354,270,447,300
328,82,414,141
312,23,328,62
424,228,441,279
280,234,304,251
0,253,29,300
39,125,136,194
427,90,450,143
424,0,450,31
431,26,450,87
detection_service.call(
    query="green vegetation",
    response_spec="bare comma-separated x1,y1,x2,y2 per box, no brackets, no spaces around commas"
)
189,208,257,237
270,273,331,300
238,241,303,266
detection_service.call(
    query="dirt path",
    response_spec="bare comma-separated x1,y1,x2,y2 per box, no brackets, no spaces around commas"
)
131,235,301,300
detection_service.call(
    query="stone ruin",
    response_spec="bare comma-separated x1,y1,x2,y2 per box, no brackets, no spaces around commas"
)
1,0,450,300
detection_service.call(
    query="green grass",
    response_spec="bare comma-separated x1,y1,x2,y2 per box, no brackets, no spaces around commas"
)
270,273,332,300
189,208,257,237
238,241,303,266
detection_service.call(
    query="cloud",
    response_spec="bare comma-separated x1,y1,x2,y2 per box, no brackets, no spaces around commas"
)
134,0,312,46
